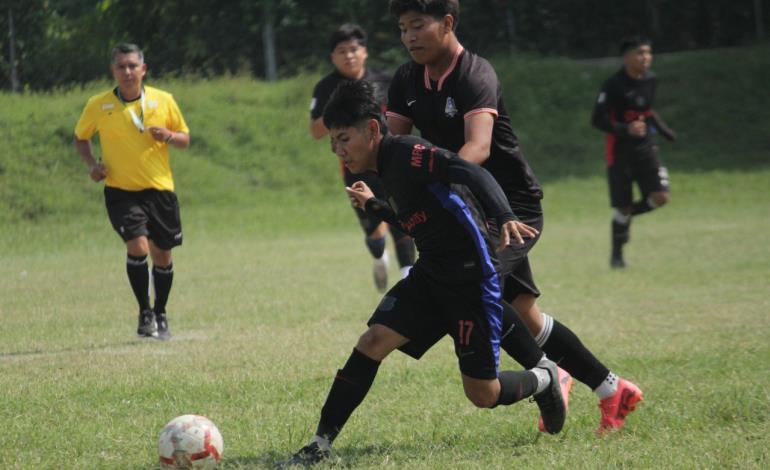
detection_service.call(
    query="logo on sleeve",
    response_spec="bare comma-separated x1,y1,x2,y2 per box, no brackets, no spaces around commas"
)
309,97,317,111
444,97,458,118
400,210,428,232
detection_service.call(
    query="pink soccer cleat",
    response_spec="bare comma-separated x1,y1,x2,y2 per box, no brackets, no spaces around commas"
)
596,378,643,435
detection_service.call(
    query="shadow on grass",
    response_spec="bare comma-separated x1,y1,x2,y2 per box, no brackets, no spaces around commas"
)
0,338,158,359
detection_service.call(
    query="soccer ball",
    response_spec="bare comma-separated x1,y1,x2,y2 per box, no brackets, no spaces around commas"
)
158,415,224,469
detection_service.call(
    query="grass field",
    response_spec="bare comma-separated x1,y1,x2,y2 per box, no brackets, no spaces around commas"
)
1,45,770,468
2,169,769,469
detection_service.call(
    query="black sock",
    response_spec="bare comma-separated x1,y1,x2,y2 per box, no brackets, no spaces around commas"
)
631,198,654,216
611,219,630,246
542,320,609,390
152,264,174,314
499,301,544,369
126,254,151,311
316,348,380,442
494,370,539,406
364,236,386,259
394,236,416,268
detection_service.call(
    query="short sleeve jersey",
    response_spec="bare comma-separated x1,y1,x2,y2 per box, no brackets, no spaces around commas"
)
310,68,391,120
593,68,658,156
387,47,542,212
74,86,189,191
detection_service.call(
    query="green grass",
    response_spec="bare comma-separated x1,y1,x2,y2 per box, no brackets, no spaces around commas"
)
2,45,770,468
2,169,769,469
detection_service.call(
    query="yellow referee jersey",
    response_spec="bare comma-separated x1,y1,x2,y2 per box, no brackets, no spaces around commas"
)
74,86,189,191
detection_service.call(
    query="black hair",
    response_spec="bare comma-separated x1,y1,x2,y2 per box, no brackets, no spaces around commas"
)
619,35,652,55
389,0,460,27
111,43,144,63
323,80,387,134
329,23,367,52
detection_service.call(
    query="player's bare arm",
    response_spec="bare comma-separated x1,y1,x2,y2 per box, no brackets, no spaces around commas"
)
387,116,413,136
309,117,328,140
459,112,494,164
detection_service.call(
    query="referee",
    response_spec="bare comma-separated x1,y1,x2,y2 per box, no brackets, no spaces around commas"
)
73,43,190,340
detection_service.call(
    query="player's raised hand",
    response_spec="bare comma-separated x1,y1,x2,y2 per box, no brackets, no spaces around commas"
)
498,220,539,251
345,181,375,209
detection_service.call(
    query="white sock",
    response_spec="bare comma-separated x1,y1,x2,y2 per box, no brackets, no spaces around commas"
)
400,265,412,278
311,434,332,451
534,314,554,348
377,251,389,265
613,210,631,224
594,371,619,400
532,367,551,394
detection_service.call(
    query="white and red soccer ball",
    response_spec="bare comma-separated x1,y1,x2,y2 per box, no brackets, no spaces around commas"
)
158,415,223,469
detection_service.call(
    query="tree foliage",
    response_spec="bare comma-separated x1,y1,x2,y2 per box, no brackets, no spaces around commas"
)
0,0,767,90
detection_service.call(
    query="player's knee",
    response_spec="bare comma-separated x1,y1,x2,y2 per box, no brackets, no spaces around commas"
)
355,327,392,360
652,191,669,207
464,388,497,408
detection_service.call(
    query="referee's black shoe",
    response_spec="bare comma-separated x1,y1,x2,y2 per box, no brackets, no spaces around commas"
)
277,442,331,468
610,246,626,269
533,358,567,434
137,309,158,338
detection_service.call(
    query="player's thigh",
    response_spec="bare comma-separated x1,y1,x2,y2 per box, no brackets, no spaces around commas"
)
144,190,183,250
634,146,670,198
443,278,502,381
355,324,410,361
104,187,150,243
607,161,633,209
367,268,445,360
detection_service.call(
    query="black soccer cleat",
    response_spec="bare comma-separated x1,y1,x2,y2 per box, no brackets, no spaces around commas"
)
533,358,567,434
610,246,626,269
155,312,171,340
137,309,158,338
277,442,331,468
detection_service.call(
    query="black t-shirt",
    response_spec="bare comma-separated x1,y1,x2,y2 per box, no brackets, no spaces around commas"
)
387,48,543,216
591,68,659,156
366,134,514,283
310,68,391,120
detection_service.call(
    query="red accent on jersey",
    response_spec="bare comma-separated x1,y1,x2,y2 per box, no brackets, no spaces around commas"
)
623,109,653,122
400,210,428,232
410,144,426,168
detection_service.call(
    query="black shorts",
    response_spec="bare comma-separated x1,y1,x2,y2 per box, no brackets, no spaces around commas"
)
487,211,542,302
368,266,503,380
608,146,670,209
104,187,183,250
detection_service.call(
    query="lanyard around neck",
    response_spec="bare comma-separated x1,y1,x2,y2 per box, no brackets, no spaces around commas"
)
117,87,145,133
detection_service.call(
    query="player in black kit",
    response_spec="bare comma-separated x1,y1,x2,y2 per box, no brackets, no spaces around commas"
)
591,35,677,268
279,80,567,467
387,0,643,435
310,24,416,291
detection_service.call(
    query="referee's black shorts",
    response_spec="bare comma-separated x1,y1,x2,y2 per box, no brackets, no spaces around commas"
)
368,265,503,380
104,186,183,250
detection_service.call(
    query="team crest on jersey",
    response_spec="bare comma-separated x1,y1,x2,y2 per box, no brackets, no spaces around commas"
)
445,97,458,118
101,103,115,111
377,296,396,312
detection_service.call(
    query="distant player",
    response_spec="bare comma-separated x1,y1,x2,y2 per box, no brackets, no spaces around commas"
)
386,0,642,434
592,35,677,268
309,23,416,291
279,80,566,467
73,43,190,340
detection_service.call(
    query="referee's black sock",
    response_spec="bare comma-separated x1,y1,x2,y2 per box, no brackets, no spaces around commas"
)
152,264,174,314
631,197,657,216
364,235,386,259
494,370,539,407
316,348,380,442
126,254,151,312
541,319,609,390
499,301,544,369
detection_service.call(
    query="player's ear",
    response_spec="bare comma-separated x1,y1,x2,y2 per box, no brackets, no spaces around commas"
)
368,119,380,139
443,14,455,32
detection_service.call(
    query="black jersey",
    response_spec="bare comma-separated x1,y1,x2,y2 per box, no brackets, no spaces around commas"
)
591,68,675,165
365,134,515,283
310,68,391,120
387,47,542,214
